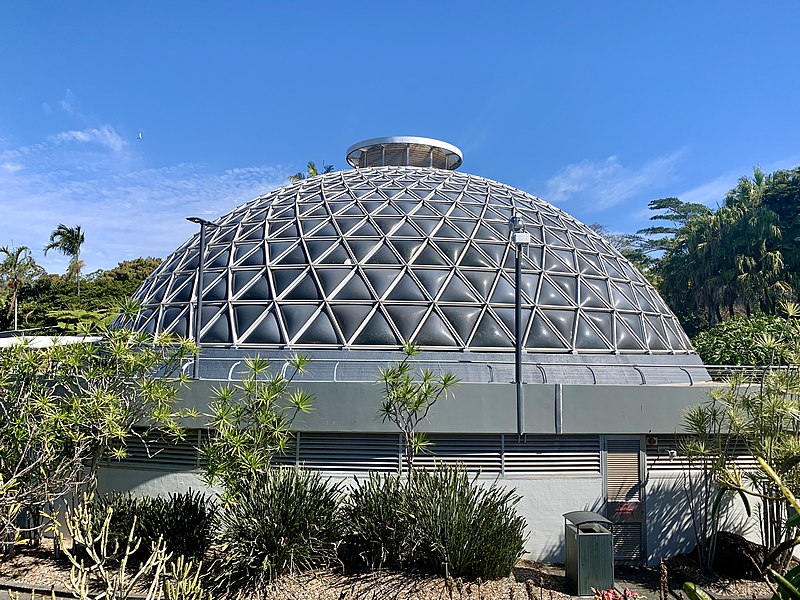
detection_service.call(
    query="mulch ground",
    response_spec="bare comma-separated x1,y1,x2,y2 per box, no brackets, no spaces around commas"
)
0,536,778,600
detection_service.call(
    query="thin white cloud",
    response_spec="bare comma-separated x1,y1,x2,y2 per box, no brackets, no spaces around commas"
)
0,132,289,273
58,89,77,114
545,150,684,211
51,125,127,153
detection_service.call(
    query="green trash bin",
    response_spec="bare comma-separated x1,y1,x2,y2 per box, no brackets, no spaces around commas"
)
564,511,614,596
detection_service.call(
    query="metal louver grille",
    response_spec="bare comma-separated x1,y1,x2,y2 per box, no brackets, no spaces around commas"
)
646,437,757,472
412,434,502,475
606,439,641,501
115,429,206,471
613,523,643,563
504,436,601,476
296,433,400,474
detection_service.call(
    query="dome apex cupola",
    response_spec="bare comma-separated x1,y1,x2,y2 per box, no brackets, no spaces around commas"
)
346,136,463,170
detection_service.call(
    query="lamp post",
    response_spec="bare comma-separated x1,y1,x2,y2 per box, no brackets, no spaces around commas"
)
186,216,220,379
508,214,530,437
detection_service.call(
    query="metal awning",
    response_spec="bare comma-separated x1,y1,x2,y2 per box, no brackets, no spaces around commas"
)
563,511,613,527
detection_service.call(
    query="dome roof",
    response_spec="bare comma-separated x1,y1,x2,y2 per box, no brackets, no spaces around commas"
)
128,164,693,355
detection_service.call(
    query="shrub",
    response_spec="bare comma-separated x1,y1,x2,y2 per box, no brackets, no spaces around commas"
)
212,467,342,593
340,472,409,571
408,466,526,580
89,490,216,564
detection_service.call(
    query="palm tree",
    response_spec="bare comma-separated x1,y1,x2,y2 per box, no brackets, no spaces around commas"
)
288,161,333,182
44,224,86,297
0,245,43,329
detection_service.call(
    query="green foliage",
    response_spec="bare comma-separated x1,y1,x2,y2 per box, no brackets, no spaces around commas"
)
88,491,216,564
0,325,197,553
340,472,410,571
288,161,334,182
378,342,459,472
211,467,342,593
200,354,313,491
407,466,526,580
693,314,800,365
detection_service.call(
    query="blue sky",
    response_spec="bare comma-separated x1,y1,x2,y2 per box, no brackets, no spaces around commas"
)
1,2,799,273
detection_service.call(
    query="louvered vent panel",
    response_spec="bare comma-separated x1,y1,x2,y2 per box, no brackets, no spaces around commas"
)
613,523,642,564
297,433,399,474
606,439,641,501
115,429,202,470
504,436,601,476
646,437,757,472
413,435,502,474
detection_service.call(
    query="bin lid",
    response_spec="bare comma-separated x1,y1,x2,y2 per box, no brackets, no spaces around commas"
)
563,511,613,526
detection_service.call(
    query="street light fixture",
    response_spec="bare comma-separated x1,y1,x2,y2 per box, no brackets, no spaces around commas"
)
186,216,220,379
508,214,530,437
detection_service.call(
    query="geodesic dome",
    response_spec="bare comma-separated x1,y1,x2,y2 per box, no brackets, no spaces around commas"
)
127,137,692,356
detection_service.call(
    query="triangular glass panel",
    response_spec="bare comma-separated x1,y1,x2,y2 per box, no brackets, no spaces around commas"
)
318,242,352,265
347,239,381,262
340,204,364,217
520,247,542,271
365,242,401,265
390,239,425,262
584,311,613,342
604,258,627,280
412,203,440,217
215,225,237,244
493,307,523,338
373,217,401,236
576,251,604,276
376,203,403,216
273,243,307,265
233,304,271,336
479,243,507,267
435,241,466,263
433,222,463,239
272,268,306,296
575,313,611,350
439,274,480,303
459,244,492,268
526,311,568,350
310,222,338,237
571,232,595,251
549,275,578,303
519,273,540,303
644,315,669,351
274,222,300,239
490,275,516,304
202,272,227,301
538,275,573,306
633,285,656,313
315,268,351,298
450,219,476,237
352,309,400,346
363,268,402,298
232,270,269,301
162,306,189,338
389,220,420,237
543,228,571,248
580,277,612,308
385,305,429,340
351,220,382,237
332,271,372,300
360,200,386,213
296,309,338,345
233,243,262,266
411,243,448,266
413,218,443,235
239,224,265,242
543,248,573,273
475,223,504,241
167,275,194,303
440,305,481,345
664,319,686,350
279,304,318,341
330,303,373,342
334,216,363,234
207,248,229,269
240,309,282,345
284,271,320,301
306,240,338,262
386,273,426,301
298,203,326,217
199,305,230,344
266,241,293,264
541,309,576,344
413,310,458,347
463,270,497,300
610,282,638,311
413,269,450,299
616,314,646,350
471,311,513,348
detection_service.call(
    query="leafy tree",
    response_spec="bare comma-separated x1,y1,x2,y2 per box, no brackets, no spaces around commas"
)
377,342,460,472
0,321,197,554
636,197,712,255
44,224,86,296
693,314,800,365
288,161,334,182
200,354,314,493
0,245,44,330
